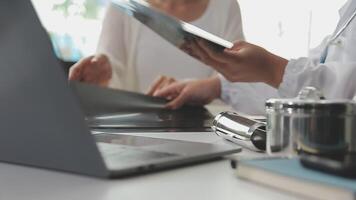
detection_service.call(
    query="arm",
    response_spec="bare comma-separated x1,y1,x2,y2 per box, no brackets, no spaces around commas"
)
187,40,288,87
218,0,280,114
200,39,356,99
192,38,356,100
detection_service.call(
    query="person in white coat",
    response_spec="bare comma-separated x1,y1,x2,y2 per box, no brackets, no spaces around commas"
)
69,0,245,93
151,0,356,115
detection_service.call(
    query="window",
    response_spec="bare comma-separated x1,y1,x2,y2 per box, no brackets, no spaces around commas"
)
32,0,109,61
239,0,347,59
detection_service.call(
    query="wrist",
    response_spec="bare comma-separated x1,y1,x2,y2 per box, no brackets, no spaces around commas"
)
207,75,221,99
266,53,288,88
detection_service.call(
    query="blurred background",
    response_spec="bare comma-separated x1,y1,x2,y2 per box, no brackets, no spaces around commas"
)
31,0,347,62
32,0,109,62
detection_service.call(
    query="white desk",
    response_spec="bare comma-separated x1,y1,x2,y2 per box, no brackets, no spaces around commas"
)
0,132,305,200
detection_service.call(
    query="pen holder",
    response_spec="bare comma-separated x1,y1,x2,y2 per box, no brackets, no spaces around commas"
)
212,112,266,151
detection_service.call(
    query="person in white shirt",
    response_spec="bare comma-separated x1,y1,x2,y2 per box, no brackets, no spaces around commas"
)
69,0,244,93
151,0,356,115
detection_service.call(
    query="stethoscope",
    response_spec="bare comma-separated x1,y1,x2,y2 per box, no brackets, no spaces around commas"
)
320,8,356,63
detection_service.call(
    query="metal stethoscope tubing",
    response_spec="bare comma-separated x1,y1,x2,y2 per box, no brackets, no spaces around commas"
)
320,8,356,63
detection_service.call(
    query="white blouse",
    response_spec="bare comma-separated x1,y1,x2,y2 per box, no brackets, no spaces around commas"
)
97,0,244,93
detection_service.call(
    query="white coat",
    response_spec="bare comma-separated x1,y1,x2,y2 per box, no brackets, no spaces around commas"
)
221,0,356,115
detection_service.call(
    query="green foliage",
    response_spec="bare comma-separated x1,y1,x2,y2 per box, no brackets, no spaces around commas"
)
83,0,100,19
52,0,72,18
52,0,100,19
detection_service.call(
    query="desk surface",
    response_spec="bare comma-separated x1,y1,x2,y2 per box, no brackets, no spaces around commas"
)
0,132,304,200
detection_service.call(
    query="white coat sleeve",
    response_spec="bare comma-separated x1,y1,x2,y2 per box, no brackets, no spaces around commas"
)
279,59,356,100
96,3,128,90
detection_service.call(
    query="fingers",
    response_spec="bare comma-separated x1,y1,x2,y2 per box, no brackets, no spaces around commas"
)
91,54,112,80
153,81,185,99
147,76,165,96
147,76,176,96
69,54,112,87
189,40,226,68
68,65,83,81
230,40,248,51
224,40,247,55
196,39,236,64
68,56,93,81
153,81,194,110
180,41,200,59
165,91,188,110
94,54,112,85
92,54,108,65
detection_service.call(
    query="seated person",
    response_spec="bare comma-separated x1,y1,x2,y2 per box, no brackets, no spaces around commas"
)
69,0,245,93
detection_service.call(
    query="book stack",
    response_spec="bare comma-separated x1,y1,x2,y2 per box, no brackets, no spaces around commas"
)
234,158,356,200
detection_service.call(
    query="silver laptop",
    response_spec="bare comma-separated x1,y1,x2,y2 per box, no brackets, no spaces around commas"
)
0,1,241,178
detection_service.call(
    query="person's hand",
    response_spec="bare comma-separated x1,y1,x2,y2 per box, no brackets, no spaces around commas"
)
153,76,221,109
69,54,112,87
187,40,288,88
147,75,177,96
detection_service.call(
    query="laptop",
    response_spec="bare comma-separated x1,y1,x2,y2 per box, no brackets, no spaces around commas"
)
0,1,241,178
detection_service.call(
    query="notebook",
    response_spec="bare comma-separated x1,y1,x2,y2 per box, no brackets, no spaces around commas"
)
234,158,356,200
